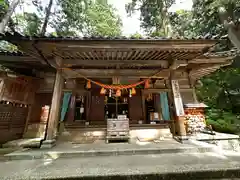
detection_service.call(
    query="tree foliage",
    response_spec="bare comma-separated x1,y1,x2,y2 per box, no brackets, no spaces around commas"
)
1,0,122,37
126,0,175,36
197,68,240,113
53,0,122,36
84,0,122,36
169,10,197,38
14,12,42,35
192,0,240,36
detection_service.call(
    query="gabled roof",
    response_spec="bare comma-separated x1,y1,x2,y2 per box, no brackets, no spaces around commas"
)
0,32,234,79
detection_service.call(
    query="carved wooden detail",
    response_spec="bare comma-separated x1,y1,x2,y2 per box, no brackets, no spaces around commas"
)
0,75,38,105
0,104,28,144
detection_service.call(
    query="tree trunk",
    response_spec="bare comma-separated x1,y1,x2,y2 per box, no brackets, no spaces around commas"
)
0,0,20,34
40,0,53,36
161,1,172,37
219,7,240,49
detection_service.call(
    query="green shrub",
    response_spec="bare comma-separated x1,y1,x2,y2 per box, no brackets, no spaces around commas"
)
205,109,240,134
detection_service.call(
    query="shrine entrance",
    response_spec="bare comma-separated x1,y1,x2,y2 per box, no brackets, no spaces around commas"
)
104,92,129,120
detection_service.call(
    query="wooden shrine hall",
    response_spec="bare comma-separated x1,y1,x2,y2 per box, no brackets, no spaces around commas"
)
0,33,235,147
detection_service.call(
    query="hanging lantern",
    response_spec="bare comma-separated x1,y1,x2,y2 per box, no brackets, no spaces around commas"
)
144,79,150,89
100,87,106,95
129,89,132,97
116,89,121,97
148,93,152,101
131,87,136,95
109,89,112,97
86,80,91,89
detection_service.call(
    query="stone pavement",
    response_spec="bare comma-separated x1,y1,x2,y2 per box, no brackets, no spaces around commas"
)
1,139,216,160
1,151,240,179
1,139,240,179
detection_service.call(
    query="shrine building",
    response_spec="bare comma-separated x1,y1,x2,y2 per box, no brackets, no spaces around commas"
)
0,33,235,147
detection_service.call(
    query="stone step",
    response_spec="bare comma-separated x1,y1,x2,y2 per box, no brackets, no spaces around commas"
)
1,145,215,161
2,138,42,148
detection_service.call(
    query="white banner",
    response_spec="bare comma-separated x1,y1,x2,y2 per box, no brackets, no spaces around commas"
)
171,80,185,116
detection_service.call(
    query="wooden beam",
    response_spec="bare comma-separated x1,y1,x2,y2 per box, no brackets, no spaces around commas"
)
69,66,165,70
63,69,171,78
169,59,188,70
18,42,48,65
143,88,193,94
41,40,217,50
58,59,169,67
0,55,38,62
189,57,233,64
0,62,33,69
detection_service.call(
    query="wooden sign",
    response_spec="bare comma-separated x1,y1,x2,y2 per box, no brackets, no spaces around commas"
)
171,80,185,116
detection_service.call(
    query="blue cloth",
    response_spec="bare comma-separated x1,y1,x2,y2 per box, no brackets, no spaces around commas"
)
160,92,170,120
60,92,72,121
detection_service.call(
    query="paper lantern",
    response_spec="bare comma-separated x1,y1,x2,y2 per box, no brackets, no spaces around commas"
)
100,88,106,94
144,79,150,89
131,87,136,95
86,80,91,89
116,89,121,97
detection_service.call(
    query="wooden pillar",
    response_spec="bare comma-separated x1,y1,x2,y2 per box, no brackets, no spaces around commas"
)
0,79,5,100
23,104,33,134
41,69,64,148
141,90,146,123
171,79,186,137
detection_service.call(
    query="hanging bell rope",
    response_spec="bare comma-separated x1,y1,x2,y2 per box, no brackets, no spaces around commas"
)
100,87,106,94
116,89,121,97
86,80,91,89
144,79,150,89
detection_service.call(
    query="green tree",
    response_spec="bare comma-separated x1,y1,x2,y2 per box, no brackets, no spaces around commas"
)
197,68,240,113
126,0,175,36
169,10,197,38
54,0,122,36
85,0,122,36
192,0,240,36
0,0,20,33
14,12,42,36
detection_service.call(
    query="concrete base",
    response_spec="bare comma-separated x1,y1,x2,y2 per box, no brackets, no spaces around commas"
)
58,126,173,143
40,139,56,149
174,135,189,143
2,138,42,148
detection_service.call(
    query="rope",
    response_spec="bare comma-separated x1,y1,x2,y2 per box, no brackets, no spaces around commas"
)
61,67,164,90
